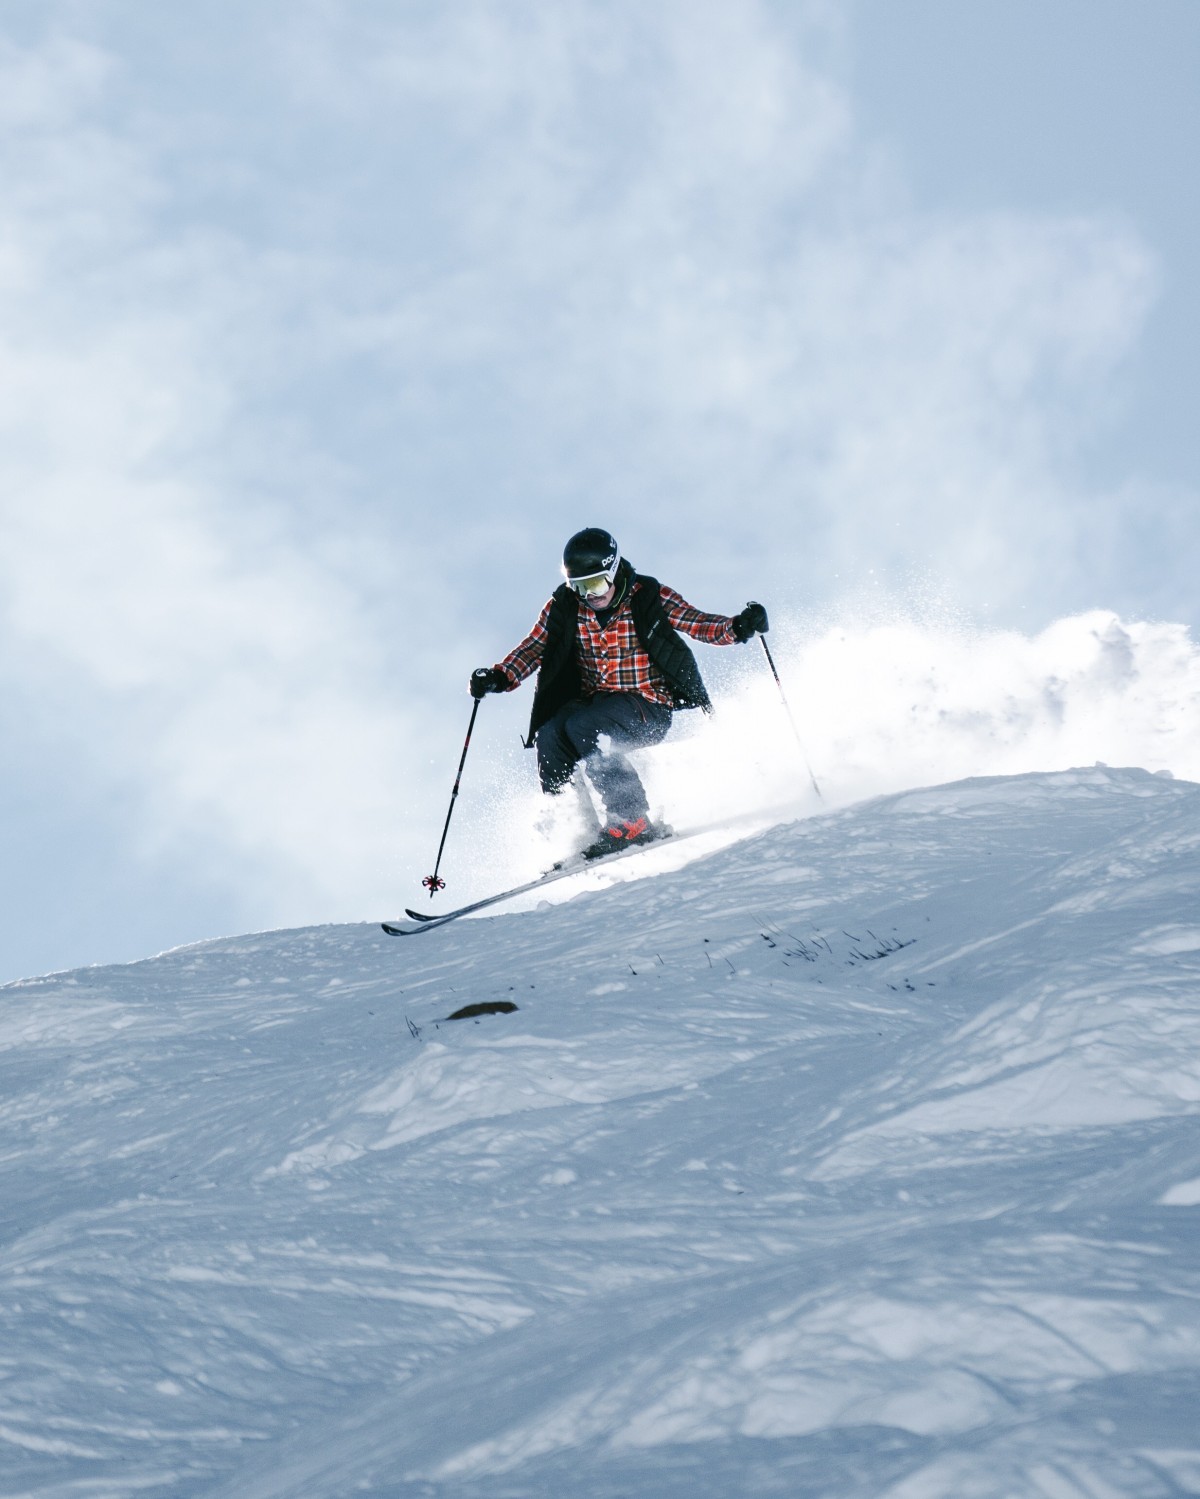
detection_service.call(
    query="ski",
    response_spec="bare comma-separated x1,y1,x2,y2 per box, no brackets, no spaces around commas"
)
381,837,667,937
381,804,800,937
382,870,569,936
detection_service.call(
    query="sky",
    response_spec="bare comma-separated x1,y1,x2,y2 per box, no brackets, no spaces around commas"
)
1,0,1198,983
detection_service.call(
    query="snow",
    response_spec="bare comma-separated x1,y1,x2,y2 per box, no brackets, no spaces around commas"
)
454,607,1200,919
2,765,1199,1497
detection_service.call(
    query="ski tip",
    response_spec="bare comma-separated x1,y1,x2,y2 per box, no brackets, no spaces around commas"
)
384,913,457,936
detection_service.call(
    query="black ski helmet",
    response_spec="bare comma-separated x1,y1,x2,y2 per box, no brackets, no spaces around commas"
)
562,527,620,584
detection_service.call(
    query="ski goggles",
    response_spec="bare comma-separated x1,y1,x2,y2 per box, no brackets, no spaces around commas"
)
563,549,621,597
567,570,616,598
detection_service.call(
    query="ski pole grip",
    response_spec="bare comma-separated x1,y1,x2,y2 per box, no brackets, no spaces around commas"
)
744,600,769,635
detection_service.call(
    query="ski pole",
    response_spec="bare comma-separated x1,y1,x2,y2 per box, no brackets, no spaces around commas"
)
758,633,823,801
423,696,481,896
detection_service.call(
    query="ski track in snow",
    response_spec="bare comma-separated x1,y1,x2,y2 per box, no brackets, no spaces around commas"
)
2,766,1199,1497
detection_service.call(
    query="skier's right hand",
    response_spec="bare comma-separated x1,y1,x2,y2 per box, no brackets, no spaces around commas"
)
470,667,509,698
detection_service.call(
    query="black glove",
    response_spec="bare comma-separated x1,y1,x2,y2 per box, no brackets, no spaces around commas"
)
470,667,509,698
732,601,769,642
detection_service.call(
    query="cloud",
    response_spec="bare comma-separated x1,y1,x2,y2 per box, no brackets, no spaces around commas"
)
0,2,1191,961
274,0,1163,612
0,27,421,922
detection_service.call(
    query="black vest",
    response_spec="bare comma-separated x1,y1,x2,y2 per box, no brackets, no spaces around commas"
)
525,566,713,746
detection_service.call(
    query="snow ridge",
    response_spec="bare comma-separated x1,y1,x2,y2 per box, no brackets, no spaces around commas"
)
2,766,1199,1497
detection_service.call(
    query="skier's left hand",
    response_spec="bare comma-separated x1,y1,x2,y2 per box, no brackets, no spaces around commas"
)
470,667,509,698
732,601,769,641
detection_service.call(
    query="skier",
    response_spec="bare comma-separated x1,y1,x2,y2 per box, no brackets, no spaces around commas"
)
469,527,768,860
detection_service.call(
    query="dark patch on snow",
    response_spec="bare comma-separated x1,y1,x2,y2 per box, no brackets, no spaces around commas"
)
445,1000,519,1021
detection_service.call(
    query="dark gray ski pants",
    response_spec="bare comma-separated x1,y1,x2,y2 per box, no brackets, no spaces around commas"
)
536,693,672,822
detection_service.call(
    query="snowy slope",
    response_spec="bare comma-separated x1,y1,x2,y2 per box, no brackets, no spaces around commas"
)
2,767,1200,1498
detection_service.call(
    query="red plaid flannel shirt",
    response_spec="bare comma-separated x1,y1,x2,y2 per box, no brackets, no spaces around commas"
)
496,579,737,706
